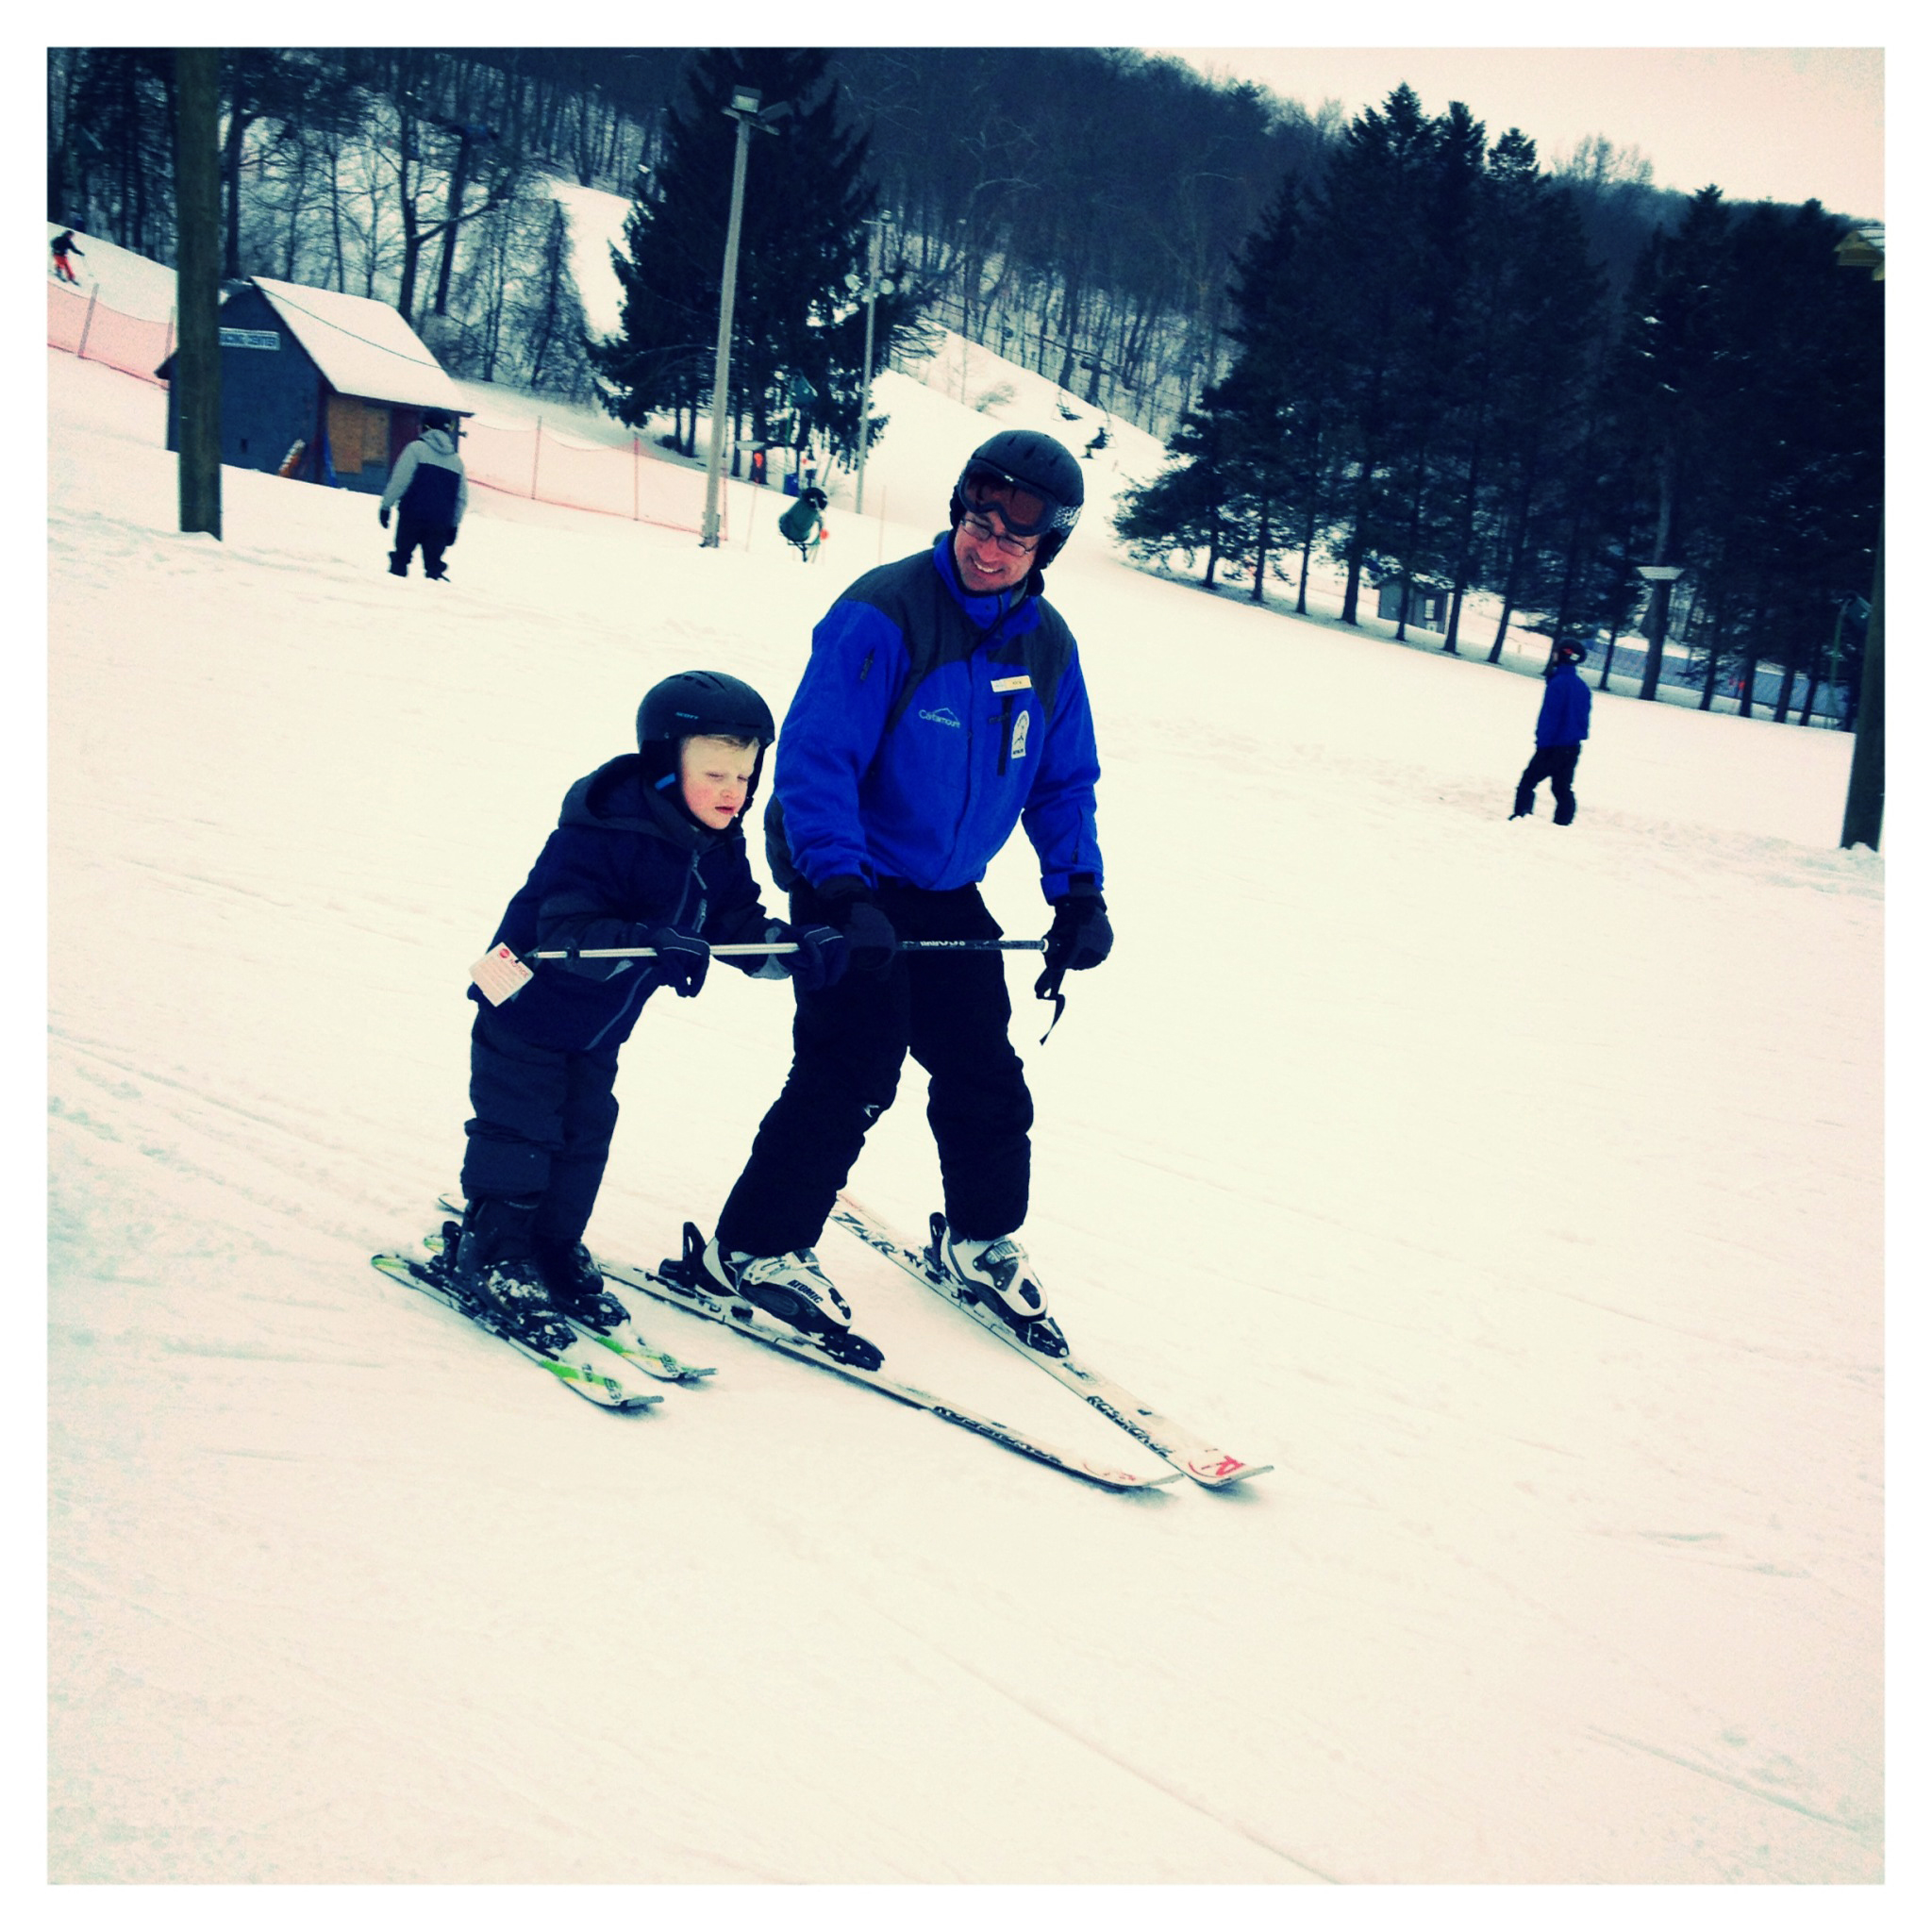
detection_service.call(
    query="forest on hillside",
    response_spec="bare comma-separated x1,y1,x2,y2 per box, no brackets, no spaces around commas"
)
48,43,1689,438
47,47,1880,719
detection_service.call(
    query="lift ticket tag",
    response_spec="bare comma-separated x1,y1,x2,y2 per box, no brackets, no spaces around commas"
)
470,943,534,1007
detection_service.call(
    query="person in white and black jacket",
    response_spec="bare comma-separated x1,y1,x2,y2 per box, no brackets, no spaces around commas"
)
379,410,468,580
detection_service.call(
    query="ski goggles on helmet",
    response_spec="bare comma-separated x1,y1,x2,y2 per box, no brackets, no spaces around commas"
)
958,463,1065,540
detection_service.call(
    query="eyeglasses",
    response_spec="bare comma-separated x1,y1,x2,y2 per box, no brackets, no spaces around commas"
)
958,510,1039,558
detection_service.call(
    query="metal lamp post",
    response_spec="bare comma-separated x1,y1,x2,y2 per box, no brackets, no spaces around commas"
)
1634,563,1685,702
700,87,790,550
853,218,893,518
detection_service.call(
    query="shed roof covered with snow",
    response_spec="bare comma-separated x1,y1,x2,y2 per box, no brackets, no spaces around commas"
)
247,277,467,414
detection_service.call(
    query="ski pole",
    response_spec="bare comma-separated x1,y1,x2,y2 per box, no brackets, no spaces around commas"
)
522,939,1047,961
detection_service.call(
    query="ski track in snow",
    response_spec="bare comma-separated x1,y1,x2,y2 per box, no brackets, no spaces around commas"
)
42,226,1891,1898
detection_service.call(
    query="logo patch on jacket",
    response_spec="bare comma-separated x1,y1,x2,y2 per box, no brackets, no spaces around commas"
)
1010,711,1031,761
919,706,963,729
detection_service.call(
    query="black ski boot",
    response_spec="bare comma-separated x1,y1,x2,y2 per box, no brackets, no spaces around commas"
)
451,1195,575,1355
535,1241,630,1333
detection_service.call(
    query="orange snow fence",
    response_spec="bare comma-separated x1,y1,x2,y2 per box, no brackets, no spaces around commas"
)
47,282,173,385
460,418,707,536
50,283,713,537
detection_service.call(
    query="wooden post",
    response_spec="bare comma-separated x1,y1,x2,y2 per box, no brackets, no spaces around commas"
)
174,49,223,539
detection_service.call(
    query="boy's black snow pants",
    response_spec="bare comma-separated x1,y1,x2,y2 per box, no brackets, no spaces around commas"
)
1514,743,1582,824
459,1005,621,1252
714,881,1034,1258
390,512,453,579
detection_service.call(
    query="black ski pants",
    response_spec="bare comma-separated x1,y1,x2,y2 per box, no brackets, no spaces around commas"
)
1514,743,1582,824
459,1005,621,1252
714,881,1034,1257
390,512,453,579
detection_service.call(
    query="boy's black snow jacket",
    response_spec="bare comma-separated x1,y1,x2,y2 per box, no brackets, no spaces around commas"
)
476,754,774,1052
380,426,467,529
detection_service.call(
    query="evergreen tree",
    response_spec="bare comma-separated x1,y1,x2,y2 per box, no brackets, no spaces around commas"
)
592,48,927,467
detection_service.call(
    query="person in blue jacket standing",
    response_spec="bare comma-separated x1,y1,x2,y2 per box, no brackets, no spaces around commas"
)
698,430,1112,1350
1511,638,1593,824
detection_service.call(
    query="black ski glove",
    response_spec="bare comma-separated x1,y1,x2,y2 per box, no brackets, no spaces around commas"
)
378,506,391,529
1033,881,1110,1041
816,877,898,975
777,920,848,992
644,925,709,998
1042,888,1113,974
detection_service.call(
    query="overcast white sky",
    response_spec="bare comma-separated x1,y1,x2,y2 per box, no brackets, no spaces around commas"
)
1149,43,1885,218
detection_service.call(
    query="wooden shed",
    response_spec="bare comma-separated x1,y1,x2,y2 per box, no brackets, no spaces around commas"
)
159,275,468,495
1375,581,1450,632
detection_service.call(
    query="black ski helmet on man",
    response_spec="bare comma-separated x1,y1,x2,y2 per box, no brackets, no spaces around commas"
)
950,430,1084,569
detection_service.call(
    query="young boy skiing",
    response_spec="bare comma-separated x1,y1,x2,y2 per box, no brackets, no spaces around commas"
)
450,671,848,1351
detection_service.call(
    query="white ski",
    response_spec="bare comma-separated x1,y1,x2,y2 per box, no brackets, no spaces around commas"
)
830,1194,1272,1489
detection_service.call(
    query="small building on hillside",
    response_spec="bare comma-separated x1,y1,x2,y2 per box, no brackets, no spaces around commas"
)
158,276,468,494
1375,580,1450,632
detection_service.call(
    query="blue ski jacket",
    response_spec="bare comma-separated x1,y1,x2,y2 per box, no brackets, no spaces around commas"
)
1536,663,1592,747
476,755,774,1052
764,535,1104,901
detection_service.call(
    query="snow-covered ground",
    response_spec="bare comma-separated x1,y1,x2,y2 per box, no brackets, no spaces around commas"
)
42,221,1901,1910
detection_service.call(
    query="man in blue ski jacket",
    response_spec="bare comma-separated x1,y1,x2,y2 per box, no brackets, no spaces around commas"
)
379,409,467,580
699,430,1113,1350
1511,638,1593,824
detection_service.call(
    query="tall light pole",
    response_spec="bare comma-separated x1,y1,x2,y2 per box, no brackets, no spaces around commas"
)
700,86,789,550
853,217,893,518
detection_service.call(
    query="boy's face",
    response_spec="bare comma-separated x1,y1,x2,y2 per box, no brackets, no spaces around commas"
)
679,735,758,829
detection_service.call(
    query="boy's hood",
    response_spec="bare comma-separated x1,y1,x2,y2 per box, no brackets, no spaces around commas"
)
559,753,743,851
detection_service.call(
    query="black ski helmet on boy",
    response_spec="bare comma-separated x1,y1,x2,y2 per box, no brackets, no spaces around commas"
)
1553,638,1589,665
950,429,1084,568
635,670,777,818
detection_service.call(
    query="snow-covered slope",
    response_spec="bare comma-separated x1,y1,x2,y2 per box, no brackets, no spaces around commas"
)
46,287,1884,1892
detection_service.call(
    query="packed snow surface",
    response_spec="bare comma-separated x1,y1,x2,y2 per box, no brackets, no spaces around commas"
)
46,225,1887,1904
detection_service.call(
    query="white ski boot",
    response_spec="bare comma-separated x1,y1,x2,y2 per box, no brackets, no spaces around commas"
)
703,1241,855,1341
941,1230,1049,1324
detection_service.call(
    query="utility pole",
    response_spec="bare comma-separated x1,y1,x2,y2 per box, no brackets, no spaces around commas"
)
174,47,223,540
700,86,790,549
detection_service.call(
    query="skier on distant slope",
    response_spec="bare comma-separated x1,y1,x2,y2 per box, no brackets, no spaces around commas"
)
693,429,1113,1350
447,673,848,1351
1510,638,1593,824
379,410,467,581
777,484,829,562
50,228,84,284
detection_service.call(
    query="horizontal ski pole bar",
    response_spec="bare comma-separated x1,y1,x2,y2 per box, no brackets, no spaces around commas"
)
525,939,1047,961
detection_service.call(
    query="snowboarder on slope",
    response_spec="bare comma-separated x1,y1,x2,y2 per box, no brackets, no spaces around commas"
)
379,409,467,581
51,229,84,284
697,430,1112,1349
450,673,848,1347
777,485,829,562
1511,639,1593,824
